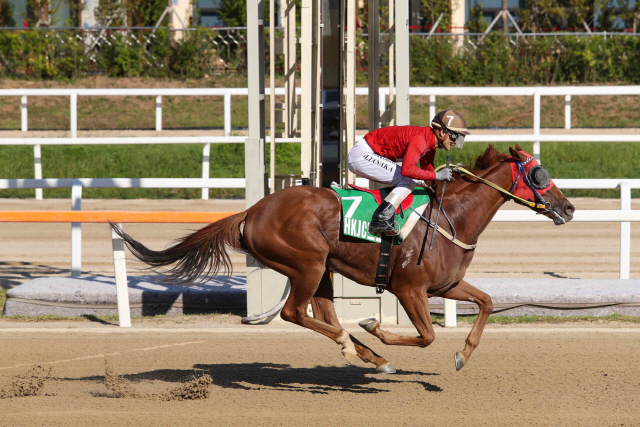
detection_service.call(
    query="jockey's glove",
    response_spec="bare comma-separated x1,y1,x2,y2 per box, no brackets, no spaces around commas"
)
435,167,453,181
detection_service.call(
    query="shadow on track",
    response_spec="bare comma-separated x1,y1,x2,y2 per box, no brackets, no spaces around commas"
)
127,363,441,394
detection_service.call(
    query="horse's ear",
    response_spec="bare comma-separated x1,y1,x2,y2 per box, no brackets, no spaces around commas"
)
514,143,524,151
509,147,526,161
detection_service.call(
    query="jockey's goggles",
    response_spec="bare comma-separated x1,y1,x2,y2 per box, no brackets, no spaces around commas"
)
432,116,465,149
447,130,465,149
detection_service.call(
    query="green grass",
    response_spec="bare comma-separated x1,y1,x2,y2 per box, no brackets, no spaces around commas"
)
1,141,639,199
0,289,5,313
431,313,640,325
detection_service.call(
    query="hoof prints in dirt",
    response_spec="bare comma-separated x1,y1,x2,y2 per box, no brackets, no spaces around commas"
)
0,366,52,398
104,368,212,401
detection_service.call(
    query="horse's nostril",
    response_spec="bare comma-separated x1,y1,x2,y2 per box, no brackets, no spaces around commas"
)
565,205,575,216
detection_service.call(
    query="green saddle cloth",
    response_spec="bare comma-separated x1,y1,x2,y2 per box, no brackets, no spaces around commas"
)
331,186,431,244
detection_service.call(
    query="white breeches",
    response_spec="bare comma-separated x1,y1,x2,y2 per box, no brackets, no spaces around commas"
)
347,138,418,201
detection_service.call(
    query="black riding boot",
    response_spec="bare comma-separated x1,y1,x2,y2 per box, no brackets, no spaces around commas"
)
368,202,399,236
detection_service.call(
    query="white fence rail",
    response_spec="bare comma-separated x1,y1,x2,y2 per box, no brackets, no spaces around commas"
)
2,85,640,200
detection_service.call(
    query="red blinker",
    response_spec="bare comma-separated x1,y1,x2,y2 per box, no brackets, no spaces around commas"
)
509,151,554,202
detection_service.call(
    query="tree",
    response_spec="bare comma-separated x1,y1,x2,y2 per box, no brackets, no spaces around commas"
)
219,0,246,27
421,0,450,31
517,0,564,33
468,1,488,33
0,0,16,27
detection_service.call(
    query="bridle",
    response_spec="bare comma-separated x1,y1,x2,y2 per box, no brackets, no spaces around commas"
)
435,160,551,212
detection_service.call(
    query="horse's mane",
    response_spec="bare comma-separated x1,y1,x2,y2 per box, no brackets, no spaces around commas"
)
471,144,509,171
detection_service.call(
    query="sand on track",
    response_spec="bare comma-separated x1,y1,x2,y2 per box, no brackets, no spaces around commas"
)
0,323,639,426
1,196,640,289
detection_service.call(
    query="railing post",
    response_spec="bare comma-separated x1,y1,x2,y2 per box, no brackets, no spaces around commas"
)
201,143,211,200
429,95,436,122
21,96,27,132
155,95,162,131
71,182,82,277
33,145,42,200
224,92,231,136
533,91,541,163
70,92,78,138
619,181,631,279
111,223,132,328
564,95,571,129
379,88,386,127
444,298,457,327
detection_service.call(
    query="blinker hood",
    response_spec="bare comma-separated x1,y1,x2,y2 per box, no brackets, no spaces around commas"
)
528,165,551,190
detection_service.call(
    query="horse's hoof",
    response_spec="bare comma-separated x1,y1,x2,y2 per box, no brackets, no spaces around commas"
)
342,348,358,365
454,351,466,371
376,362,396,374
358,318,379,333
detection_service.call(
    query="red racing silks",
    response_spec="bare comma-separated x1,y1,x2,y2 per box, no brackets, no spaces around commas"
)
508,151,554,202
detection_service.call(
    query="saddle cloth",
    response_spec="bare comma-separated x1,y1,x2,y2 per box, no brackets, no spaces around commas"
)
331,185,430,244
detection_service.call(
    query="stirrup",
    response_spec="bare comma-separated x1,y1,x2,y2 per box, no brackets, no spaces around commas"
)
369,220,399,237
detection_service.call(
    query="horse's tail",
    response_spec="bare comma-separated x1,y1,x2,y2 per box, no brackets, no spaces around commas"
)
109,211,249,285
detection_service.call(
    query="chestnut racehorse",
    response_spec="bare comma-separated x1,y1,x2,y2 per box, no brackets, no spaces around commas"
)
112,144,574,373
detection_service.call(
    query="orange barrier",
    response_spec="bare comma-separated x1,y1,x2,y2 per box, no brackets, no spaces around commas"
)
0,211,239,223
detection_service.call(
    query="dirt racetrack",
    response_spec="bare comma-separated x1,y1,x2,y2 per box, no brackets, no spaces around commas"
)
0,322,639,426
1,196,640,288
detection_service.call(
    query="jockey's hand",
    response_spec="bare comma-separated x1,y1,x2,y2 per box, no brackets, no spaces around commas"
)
414,180,428,188
435,167,454,182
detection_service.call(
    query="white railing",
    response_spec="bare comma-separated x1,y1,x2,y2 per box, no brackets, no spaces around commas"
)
2,85,640,201
0,177,636,278
440,178,637,327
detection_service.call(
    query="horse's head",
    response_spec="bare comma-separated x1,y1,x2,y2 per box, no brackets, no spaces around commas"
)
508,145,574,225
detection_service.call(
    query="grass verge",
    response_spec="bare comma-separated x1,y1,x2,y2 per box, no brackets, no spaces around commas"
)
431,313,640,325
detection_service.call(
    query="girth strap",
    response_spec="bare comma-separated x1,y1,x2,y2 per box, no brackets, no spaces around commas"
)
408,207,477,251
374,235,394,294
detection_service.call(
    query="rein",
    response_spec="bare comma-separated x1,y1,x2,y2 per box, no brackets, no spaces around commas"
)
434,163,549,210
418,159,553,251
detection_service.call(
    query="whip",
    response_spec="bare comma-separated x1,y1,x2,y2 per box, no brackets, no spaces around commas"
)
429,156,450,251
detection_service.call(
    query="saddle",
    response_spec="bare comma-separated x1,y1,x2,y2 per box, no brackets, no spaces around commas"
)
348,184,414,215
332,184,431,295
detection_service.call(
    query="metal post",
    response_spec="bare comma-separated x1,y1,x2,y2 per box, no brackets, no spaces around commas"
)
246,0,267,207
444,298,457,327
21,96,27,132
564,95,571,130
395,0,410,126
388,0,394,126
33,144,43,200
202,143,210,200
70,92,78,138
620,181,631,279
368,0,380,131
224,92,232,136
155,95,162,131
533,91,540,162
111,224,132,327
284,0,297,137
429,95,436,121
301,0,314,183
270,0,276,194
345,0,357,185
71,183,82,277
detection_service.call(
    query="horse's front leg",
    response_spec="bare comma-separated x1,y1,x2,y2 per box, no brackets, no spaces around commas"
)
359,285,436,348
311,270,396,373
440,279,493,371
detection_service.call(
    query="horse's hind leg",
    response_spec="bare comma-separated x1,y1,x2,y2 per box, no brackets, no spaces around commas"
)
311,269,395,373
441,279,493,371
276,265,360,365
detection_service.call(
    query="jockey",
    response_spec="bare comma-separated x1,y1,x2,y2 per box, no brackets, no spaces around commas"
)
346,110,470,236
